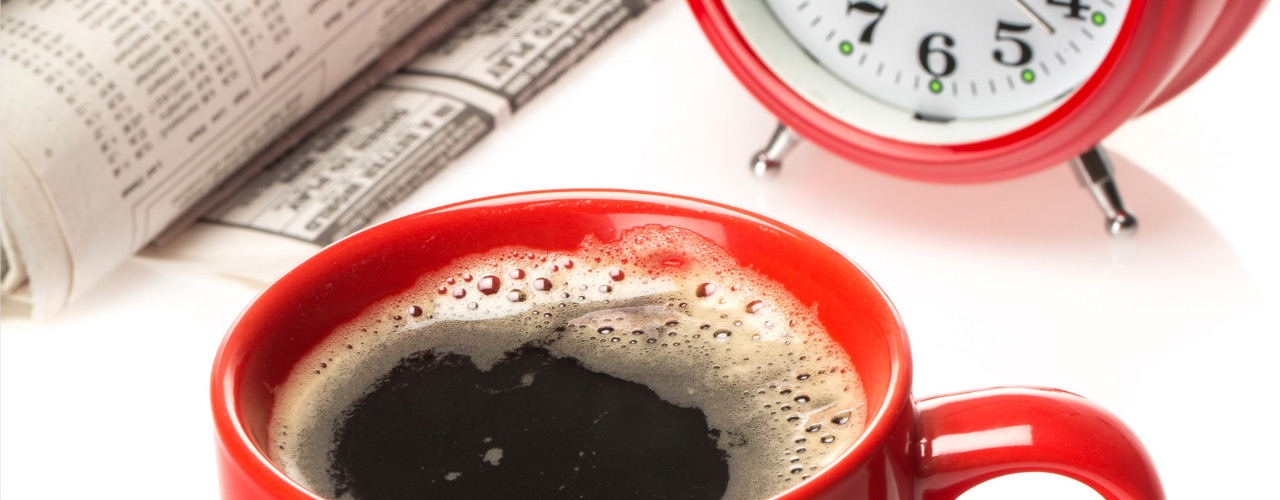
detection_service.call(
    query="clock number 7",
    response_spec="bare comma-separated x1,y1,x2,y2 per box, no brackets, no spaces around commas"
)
846,1,887,44
993,21,1033,66
1046,0,1090,19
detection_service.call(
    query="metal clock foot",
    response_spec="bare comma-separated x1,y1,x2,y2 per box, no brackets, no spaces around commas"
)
751,123,801,177
1070,145,1138,237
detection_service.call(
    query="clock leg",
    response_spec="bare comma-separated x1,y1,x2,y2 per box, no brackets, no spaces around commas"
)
1069,145,1138,237
751,123,802,177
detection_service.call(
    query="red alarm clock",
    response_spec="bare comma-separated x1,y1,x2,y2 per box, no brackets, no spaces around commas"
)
688,0,1267,234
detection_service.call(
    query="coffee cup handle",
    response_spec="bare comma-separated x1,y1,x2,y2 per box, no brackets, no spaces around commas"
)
913,386,1165,500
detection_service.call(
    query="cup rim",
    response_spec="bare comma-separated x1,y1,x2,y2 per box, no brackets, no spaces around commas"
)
210,188,913,499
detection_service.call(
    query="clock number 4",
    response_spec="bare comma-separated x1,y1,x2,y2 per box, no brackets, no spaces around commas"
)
846,1,887,44
993,21,1033,66
1046,0,1090,19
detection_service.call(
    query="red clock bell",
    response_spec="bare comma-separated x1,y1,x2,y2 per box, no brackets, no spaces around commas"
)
688,0,1267,234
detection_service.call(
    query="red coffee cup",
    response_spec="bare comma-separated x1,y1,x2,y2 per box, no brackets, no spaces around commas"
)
211,189,1164,499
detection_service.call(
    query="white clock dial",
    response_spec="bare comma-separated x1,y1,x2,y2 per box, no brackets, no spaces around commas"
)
764,0,1129,121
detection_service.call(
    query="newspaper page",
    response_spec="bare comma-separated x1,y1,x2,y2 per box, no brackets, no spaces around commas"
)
0,0,477,318
405,0,656,111
147,0,659,287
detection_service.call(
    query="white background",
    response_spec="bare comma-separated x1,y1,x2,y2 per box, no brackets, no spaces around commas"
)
2,2,1277,498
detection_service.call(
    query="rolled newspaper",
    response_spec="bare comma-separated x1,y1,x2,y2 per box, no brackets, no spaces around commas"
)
1,0,657,318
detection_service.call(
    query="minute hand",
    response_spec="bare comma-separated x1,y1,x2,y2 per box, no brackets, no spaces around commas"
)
1011,0,1056,34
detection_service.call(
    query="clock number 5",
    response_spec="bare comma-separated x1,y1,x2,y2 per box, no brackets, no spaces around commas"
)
918,33,957,77
846,1,887,44
993,21,1033,66
1046,0,1090,19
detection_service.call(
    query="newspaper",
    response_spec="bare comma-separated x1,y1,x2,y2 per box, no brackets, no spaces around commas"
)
1,0,658,318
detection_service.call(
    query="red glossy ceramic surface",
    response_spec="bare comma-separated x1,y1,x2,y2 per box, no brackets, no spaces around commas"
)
686,0,1267,182
211,190,1164,499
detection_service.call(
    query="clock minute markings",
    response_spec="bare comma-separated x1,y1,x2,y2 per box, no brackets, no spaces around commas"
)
768,0,1128,121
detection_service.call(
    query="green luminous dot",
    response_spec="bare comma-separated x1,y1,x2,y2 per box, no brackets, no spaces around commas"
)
839,41,853,55
1092,12,1106,25
928,79,943,94
1021,69,1035,83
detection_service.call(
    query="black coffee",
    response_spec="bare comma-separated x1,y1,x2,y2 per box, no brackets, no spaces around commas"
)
269,226,867,500
330,346,729,500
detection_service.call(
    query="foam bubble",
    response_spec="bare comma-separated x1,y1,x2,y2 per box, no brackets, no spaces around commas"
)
268,226,867,500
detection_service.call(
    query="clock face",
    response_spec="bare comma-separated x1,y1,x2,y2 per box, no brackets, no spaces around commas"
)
764,0,1130,121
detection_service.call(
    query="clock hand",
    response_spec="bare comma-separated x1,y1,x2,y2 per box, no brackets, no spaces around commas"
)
1010,0,1056,34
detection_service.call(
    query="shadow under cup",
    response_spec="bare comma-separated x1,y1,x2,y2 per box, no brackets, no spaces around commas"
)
211,189,910,499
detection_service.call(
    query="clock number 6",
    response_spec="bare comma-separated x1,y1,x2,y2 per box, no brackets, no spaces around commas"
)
993,21,1033,66
918,33,956,77
846,1,887,44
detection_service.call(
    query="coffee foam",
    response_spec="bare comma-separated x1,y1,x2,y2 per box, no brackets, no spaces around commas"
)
268,225,867,500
